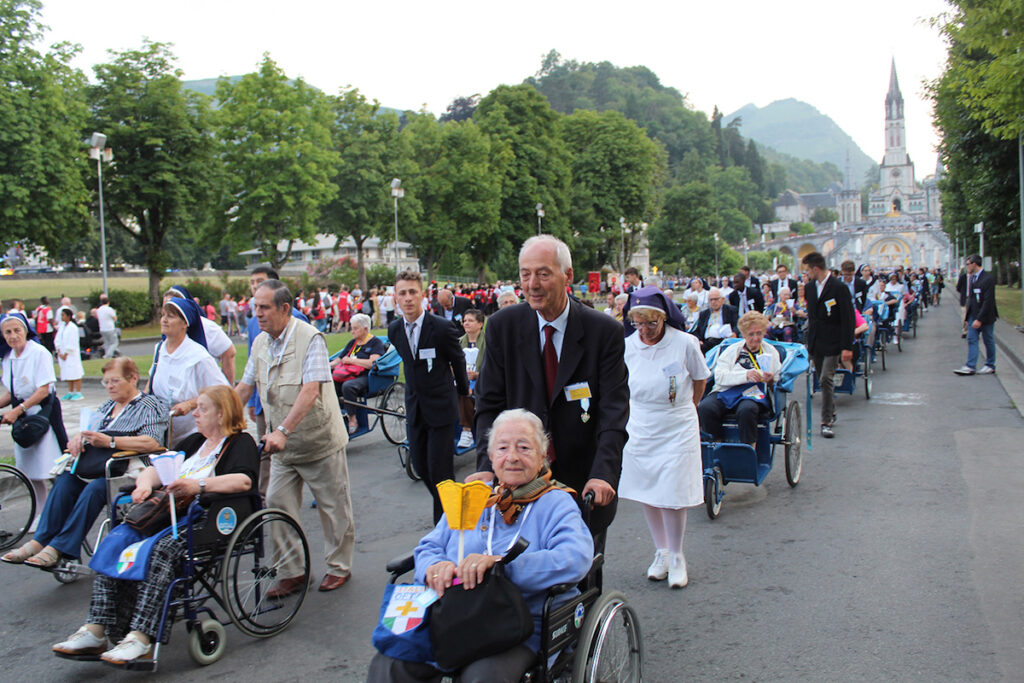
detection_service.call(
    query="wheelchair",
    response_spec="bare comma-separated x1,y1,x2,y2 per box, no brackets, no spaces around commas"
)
0,462,36,552
812,333,873,401
700,339,811,519
55,488,310,670
382,492,643,682
335,338,407,446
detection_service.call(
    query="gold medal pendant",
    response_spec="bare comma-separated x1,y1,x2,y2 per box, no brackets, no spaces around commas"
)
581,412,590,423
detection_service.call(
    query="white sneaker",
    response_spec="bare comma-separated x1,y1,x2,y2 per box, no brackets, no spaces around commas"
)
668,552,689,589
457,430,474,449
100,633,153,665
646,549,668,581
53,626,107,656
978,366,995,374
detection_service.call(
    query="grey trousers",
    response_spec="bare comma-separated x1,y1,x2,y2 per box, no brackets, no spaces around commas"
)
100,329,119,358
266,450,355,578
366,645,535,683
813,353,839,426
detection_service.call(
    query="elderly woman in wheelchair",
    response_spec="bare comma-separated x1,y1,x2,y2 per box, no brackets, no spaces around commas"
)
2,358,166,569
698,312,781,449
52,385,258,668
367,408,593,683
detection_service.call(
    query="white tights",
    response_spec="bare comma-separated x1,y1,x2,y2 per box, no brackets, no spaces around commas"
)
642,505,687,555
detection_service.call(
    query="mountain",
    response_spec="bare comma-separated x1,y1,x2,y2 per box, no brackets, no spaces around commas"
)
724,99,875,186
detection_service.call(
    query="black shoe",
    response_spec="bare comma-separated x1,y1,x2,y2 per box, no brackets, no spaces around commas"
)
821,424,834,439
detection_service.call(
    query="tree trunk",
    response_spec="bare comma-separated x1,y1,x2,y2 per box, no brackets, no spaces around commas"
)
148,268,163,322
354,234,367,292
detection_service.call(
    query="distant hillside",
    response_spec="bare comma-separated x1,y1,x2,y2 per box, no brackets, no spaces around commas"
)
183,77,239,97
759,146,842,194
725,99,874,186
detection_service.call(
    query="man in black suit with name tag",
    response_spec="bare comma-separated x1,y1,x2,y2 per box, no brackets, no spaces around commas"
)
389,270,469,522
802,251,854,439
954,254,998,376
469,235,629,548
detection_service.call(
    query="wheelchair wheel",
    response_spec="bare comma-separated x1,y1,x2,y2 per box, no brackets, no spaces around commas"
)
880,340,887,371
0,464,35,552
704,467,722,520
51,558,82,584
221,508,311,638
912,314,918,338
399,444,421,481
380,382,407,445
571,590,643,683
863,364,872,400
187,618,226,666
896,329,902,352
784,401,802,487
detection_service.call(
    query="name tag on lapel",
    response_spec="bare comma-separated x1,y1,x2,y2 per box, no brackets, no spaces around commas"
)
564,382,592,401
824,298,837,316
661,361,683,377
418,348,436,360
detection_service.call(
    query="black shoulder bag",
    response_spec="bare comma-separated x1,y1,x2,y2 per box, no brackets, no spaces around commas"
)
9,362,55,448
428,537,533,671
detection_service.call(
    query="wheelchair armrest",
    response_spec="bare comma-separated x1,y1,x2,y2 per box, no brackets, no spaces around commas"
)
545,581,578,596
197,491,260,508
386,552,415,577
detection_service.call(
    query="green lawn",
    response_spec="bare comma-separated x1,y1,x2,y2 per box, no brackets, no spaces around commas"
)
995,285,1022,326
79,329,389,378
0,275,195,301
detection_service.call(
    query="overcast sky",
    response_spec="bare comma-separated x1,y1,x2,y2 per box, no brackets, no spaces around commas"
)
38,0,951,181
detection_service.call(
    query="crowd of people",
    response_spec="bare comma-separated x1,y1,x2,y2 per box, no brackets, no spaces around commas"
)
0,237,972,679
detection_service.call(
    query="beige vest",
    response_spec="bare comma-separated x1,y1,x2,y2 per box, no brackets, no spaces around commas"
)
253,319,348,464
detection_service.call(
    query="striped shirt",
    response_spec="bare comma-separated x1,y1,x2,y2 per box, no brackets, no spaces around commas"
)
96,392,168,444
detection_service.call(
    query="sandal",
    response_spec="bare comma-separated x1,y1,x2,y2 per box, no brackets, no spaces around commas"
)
1,540,42,564
24,545,61,568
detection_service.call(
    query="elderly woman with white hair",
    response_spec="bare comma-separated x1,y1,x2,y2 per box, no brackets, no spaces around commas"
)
698,311,781,448
764,287,799,342
619,287,710,589
331,312,387,434
497,289,520,309
366,408,592,682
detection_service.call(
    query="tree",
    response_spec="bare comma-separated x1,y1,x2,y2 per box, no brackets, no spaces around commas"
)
789,221,816,235
561,109,667,272
935,1,1024,141
439,94,480,123
400,113,502,282
216,54,339,269
320,88,406,290
474,84,571,277
0,0,89,256
810,207,839,224
648,181,725,277
88,41,219,317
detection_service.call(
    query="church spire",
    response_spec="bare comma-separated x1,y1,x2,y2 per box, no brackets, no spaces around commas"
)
885,58,904,120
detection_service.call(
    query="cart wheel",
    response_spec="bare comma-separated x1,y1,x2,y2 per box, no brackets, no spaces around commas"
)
0,463,36,552
571,591,643,683
912,315,918,338
379,382,407,445
400,445,421,481
704,467,722,520
221,508,310,638
187,618,226,666
880,342,887,371
784,401,802,487
896,330,902,352
864,368,872,400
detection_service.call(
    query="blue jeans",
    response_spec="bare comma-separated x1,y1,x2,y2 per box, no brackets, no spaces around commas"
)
966,317,995,369
33,473,108,558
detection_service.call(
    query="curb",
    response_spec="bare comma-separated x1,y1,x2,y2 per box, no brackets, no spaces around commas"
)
991,318,1024,420
993,319,1024,375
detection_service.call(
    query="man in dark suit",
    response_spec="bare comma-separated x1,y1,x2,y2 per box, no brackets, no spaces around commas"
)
770,264,800,301
839,260,870,311
430,288,473,336
693,287,739,351
954,254,998,376
740,265,759,291
802,251,854,439
728,273,764,313
470,235,629,545
389,271,470,522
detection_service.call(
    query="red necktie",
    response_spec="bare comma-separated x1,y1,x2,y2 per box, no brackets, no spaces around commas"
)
543,325,558,403
543,324,558,463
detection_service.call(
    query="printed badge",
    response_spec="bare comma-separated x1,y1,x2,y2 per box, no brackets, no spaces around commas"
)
216,507,238,536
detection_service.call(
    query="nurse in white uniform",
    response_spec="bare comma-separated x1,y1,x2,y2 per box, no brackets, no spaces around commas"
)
0,312,67,518
619,287,710,589
55,307,85,399
146,298,228,445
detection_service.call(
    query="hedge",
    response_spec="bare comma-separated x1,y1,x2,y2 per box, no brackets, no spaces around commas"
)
86,289,154,327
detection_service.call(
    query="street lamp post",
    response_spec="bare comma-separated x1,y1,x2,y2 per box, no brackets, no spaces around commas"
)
743,237,749,266
89,132,113,296
714,233,720,281
391,178,404,272
536,203,544,235
619,217,627,274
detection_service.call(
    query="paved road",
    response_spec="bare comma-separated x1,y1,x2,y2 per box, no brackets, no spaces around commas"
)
2,302,1022,681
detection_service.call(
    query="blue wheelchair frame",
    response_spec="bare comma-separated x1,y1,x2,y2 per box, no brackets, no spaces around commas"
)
700,339,812,519
333,337,406,445
811,331,873,400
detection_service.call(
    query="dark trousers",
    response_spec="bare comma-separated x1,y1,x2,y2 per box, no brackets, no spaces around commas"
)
366,645,535,683
33,472,107,559
339,374,371,405
812,354,839,426
408,419,455,523
698,396,769,445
